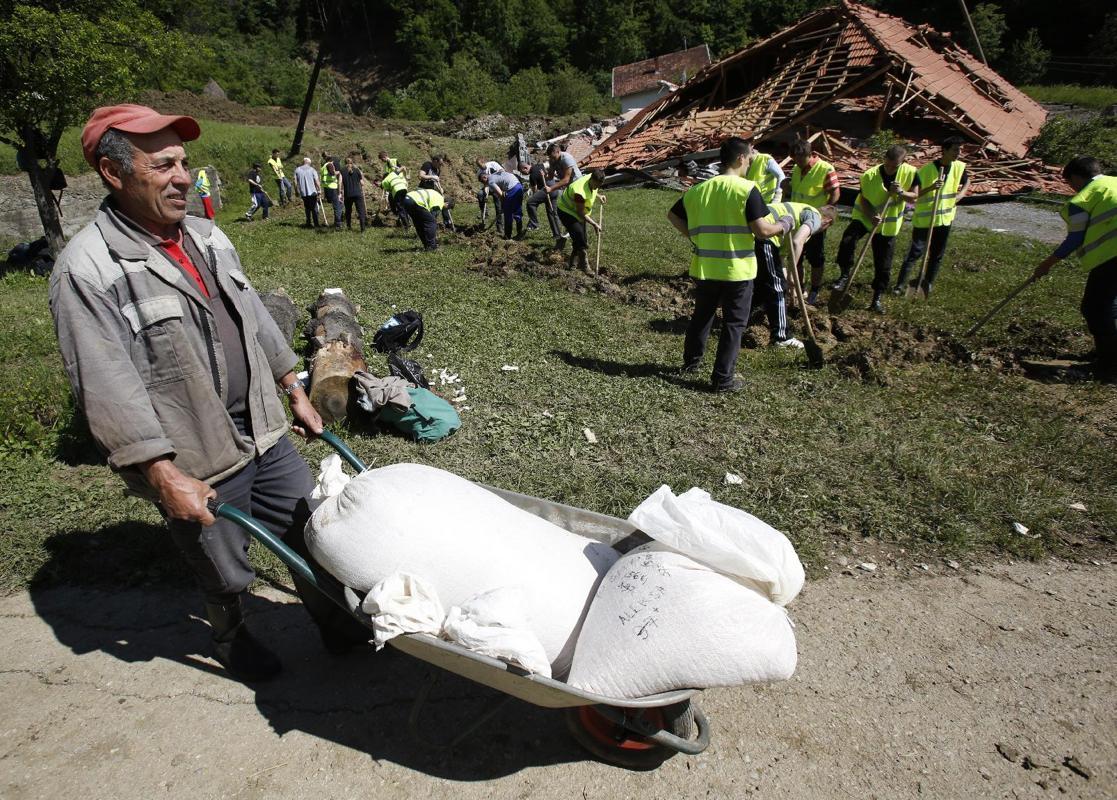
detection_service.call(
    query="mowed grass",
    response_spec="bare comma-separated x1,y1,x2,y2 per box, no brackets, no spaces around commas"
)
1,179,1113,593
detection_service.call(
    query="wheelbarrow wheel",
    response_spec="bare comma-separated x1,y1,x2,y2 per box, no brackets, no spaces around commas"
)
564,701,695,770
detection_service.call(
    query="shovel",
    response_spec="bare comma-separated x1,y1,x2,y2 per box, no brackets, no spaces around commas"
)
908,168,946,299
594,203,604,275
829,198,893,315
783,234,825,368
965,275,1038,337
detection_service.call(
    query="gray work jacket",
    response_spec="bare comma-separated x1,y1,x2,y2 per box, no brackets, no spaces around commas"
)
49,202,298,500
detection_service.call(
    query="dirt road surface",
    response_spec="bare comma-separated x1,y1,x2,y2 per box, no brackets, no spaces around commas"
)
1,560,1112,799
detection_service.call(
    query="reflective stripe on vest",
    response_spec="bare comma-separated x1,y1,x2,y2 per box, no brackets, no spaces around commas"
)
913,160,965,228
1062,175,1117,269
406,189,444,212
321,163,338,190
746,153,779,203
382,172,407,194
851,163,916,237
791,158,834,208
194,169,210,196
557,174,597,217
683,174,758,281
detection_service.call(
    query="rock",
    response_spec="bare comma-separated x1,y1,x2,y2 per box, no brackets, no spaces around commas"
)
202,78,227,100
945,559,960,570
836,556,850,567
857,562,877,572
996,743,1020,763
1063,756,1091,779
1022,754,1051,770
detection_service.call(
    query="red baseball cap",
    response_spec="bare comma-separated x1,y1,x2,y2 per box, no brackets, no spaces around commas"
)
81,104,201,168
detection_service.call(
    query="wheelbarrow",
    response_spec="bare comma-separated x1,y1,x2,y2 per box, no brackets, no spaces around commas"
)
210,430,710,770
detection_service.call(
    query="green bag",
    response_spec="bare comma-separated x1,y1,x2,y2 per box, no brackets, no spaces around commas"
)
377,387,461,443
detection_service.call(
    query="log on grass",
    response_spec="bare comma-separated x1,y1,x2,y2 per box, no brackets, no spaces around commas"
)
304,289,366,423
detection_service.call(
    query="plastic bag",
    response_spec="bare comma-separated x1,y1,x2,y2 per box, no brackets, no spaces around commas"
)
442,587,552,677
310,453,351,500
628,485,804,606
360,573,444,649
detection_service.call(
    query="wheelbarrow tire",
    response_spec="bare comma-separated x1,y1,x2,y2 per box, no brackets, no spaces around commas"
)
564,701,694,770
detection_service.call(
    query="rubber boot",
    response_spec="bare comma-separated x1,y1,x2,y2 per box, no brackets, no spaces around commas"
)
869,292,885,313
566,249,577,269
576,249,592,274
831,271,850,293
205,595,282,682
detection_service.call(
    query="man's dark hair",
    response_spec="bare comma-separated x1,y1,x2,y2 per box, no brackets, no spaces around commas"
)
252,162,261,169
547,143,560,155
271,148,279,154
884,144,907,161
1063,156,1103,182
590,168,606,183
719,137,752,169
941,136,966,150
790,138,812,159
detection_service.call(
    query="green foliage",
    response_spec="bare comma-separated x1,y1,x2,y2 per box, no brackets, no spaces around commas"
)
502,68,552,116
864,129,906,161
1002,29,1050,85
0,3,178,156
963,3,1006,63
1029,114,1117,172
1021,84,1117,110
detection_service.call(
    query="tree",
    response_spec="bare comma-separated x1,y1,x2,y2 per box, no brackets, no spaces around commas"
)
1001,28,1049,84
962,2,1006,64
0,3,176,255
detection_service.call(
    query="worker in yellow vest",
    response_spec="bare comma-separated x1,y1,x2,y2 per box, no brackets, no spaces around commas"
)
784,139,841,304
755,201,838,348
834,144,920,312
894,136,970,296
556,169,606,273
193,167,214,220
267,149,293,206
320,151,343,230
745,147,785,203
378,151,405,178
1031,156,1117,375
667,137,798,393
381,170,410,228
402,188,447,251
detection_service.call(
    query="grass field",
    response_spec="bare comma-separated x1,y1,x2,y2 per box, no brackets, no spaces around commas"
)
1022,84,1117,109
1,148,1114,594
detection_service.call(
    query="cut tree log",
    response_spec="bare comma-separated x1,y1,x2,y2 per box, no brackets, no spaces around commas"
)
259,288,299,343
304,289,365,423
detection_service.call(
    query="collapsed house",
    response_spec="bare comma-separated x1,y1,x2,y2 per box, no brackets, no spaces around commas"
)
586,0,1063,196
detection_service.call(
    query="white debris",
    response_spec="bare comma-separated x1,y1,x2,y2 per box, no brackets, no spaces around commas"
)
1069,502,1088,512
450,395,467,404
460,406,472,413
724,472,743,485
945,559,960,570
857,562,877,572
916,563,930,571
501,365,519,372
541,411,554,418
582,428,597,444
1012,522,1030,536
435,368,461,386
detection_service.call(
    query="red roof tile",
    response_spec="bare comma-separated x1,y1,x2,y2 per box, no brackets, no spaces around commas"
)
611,45,713,98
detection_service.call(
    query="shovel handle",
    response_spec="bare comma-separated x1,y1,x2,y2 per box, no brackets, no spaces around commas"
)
965,275,1037,337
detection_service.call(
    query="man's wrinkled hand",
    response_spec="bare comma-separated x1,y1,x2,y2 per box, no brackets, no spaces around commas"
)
144,458,216,525
290,390,324,438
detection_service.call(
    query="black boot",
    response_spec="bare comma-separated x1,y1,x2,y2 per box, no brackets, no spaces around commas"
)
205,595,282,682
869,292,885,313
831,272,850,292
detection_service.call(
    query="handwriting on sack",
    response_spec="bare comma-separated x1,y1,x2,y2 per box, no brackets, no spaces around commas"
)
608,552,672,641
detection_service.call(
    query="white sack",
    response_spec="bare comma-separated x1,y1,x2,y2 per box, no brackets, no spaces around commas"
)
360,572,444,648
310,453,351,500
306,463,618,676
628,485,804,606
566,546,798,698
442,587,552,677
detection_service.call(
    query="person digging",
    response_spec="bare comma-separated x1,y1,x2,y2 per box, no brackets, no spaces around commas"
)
556,169,606,273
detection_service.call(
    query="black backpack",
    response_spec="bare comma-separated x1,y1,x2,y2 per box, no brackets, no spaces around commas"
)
373,311,430,389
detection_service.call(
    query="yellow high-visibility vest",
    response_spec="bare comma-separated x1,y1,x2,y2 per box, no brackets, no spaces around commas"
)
1063,174,1117,269
557,174,598,218
382,172,407,194
321,161,339,190
912,160,966,228
746,152,779,203
406,189,444,212
762,201,816,248
267,157,285,179
682,174,759,281
851,163,917,237
790,157,835,208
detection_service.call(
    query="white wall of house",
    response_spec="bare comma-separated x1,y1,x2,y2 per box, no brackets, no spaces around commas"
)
618,86,670,114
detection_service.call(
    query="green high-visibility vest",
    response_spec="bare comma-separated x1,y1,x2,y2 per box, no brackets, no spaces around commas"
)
557,174,598,218
321,162,339,190
851,163,916,237
746,152,779,203
382,172,407,194
762,201,815,248
267,157,285,179
790,157,834,209
912,160,965,229
383,157,399,176
682,174,759,281
407,188,444,212
194,169,210,197
1063,174,1117,269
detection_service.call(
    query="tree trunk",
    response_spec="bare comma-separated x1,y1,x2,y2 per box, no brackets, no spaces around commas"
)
290,43,326,158
304,289,365,423
26,160,66,256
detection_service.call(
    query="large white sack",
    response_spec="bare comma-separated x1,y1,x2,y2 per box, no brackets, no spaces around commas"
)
305,463,619,675
442,587,552,677
628,486,804,606
566,546,798,698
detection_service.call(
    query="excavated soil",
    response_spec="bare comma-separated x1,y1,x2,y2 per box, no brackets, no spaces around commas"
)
468,237,1100,384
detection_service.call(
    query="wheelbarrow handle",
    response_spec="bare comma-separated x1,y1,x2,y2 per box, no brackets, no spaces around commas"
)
318,429,368,473
207,497,323,591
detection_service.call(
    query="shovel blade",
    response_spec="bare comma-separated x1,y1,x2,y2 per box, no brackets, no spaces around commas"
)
805,340,825,368
828,290,852,316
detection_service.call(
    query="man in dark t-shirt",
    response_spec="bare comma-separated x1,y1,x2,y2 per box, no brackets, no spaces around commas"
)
522,160,562,239
341,157,367,232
